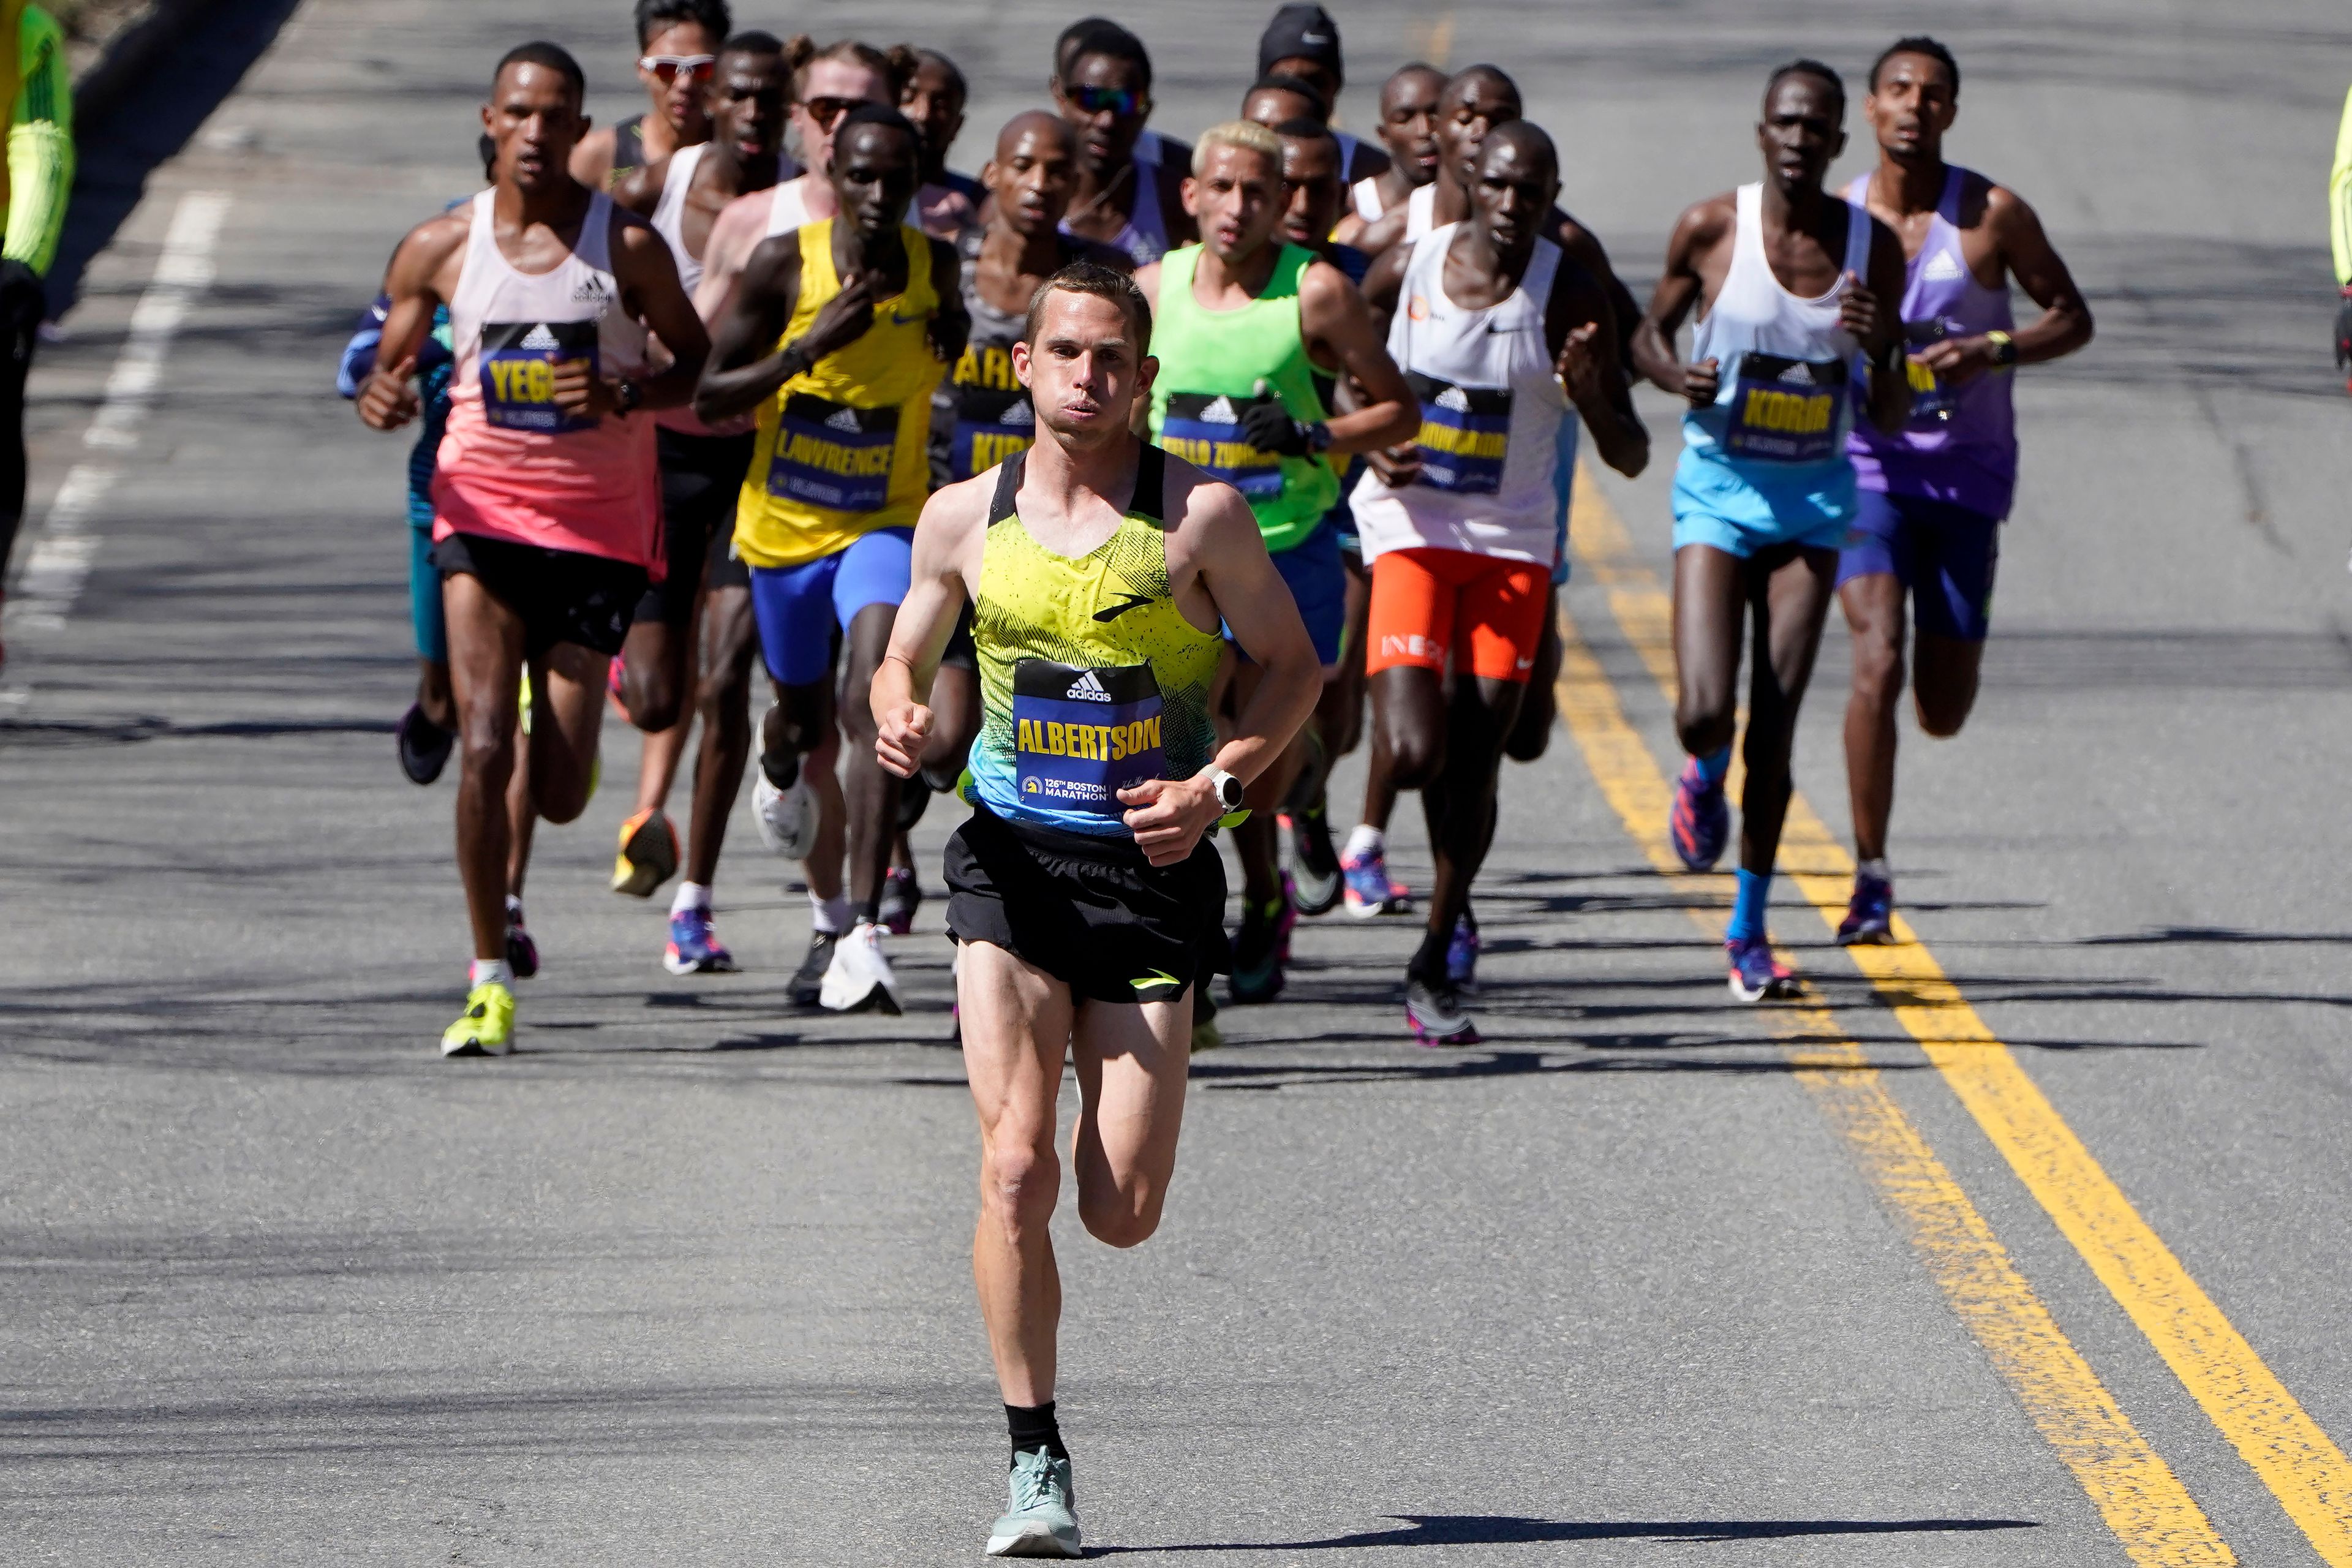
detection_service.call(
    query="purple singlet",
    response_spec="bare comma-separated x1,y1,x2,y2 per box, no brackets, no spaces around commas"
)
1844,167,2017,520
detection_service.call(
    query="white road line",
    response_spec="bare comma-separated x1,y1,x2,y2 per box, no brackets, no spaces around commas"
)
3,190,230,680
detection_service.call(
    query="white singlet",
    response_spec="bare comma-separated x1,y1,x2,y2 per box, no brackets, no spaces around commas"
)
1349,221,1569,565
649,142,709,296
1351,174,1384,222
435,188,658,565
1682,181,1870,473
1403,181,1436,241
766,176,815,237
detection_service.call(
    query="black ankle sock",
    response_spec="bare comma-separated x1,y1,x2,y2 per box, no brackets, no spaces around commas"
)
1006,1401,1066,1463
760,748,799,791
1408,931,1450,985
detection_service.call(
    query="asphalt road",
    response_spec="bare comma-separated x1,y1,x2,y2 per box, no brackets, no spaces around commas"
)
4,1,2351,1563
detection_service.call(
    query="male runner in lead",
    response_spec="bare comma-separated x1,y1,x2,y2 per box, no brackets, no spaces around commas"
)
873,262,1318,1560
606,31,788,971
1137,121,1417,1004
360,43,708,1054
1632,59,1909,1001
1354,122,1648,1041
1833,36,2092,943
570,0,733,190
696,106,967,1014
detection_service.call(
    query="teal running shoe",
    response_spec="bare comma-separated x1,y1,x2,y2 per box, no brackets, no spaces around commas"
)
987,1447,1080,1558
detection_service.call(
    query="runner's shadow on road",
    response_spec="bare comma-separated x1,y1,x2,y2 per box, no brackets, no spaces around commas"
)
1099,1511,2037,1553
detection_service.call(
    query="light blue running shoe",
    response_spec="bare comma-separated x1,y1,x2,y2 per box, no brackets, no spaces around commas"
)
987,1447,1080,1558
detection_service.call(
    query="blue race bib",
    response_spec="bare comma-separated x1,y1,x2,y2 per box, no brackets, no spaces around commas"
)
1158,391,1284,498
479,320,598,433
1011,659,1165,819
767,393,898,511
1408,372,1512,494
1725,352,1845,462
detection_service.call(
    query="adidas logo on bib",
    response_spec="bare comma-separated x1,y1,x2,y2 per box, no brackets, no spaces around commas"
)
1435,385,1472,412
1065,670,1112,702
1199,395,1238,424
1002,402,1034,426
824,407,863,434
519,323,561,350
1775,361,1818,385
1921,250,1964,282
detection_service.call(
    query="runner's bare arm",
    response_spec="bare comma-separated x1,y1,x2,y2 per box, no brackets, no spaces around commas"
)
1130,260,1160,314
693,235,813,422
1554,210,1644,368
873,475,988,778
927,235,972,368
1550,267,1648,478
1352,203,1408,266
610,154,668,217
1845,215,1912,435
357,212,468,431
690,186,774,320
1298,260,1419,456
1120,469,1318,866
1357,238,1410,332
1920,184,2092,383
1634,196,1733,405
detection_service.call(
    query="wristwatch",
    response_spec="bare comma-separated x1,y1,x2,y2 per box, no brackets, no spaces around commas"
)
1301,419,1334,456
1983,330,2018,368
1205,767,1245,813
613,375,643,414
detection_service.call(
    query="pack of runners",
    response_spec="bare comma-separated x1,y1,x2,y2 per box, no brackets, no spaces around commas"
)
349,10,2090,1555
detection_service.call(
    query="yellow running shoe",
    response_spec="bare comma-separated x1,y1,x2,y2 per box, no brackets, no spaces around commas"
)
440,981,514,1057
611,807,679,897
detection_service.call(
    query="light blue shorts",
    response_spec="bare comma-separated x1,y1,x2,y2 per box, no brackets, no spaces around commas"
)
1670,444,1852,559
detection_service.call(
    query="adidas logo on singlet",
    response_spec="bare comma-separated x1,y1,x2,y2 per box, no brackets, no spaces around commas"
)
572,276,612,304
1064,670,1112,702
519,324,561,350
1198,395,1238,424
824,407,863,434
1922,250,1964,282
1002,402,1035,426
1435,386,1472,412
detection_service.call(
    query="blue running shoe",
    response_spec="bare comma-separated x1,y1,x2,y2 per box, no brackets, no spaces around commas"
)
1341,846,1408,918
1726,934,1795,1003
1837,873,1894,946
1446,913,1480,994
1670,758,1730,872
663,907,737,975
987,1447,1080,1558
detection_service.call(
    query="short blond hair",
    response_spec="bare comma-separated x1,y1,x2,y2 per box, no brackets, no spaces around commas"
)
1190,119,1283,176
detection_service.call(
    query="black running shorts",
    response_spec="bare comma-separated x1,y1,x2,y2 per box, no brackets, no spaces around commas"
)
432,531,647,658
945,805,1229,1005
638,428,757,624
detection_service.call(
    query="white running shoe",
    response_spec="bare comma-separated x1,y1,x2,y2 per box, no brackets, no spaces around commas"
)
820,920,902,1014
750,764,818,859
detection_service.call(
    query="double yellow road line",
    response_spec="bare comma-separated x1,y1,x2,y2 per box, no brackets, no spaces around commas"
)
1555,467,2352,1564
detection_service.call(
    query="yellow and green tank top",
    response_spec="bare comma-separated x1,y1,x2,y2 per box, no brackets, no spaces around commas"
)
967,445,1222,837
736,219,943,568
1146,241,1338,554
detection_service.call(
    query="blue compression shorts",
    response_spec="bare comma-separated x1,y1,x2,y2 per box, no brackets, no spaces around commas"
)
747,527,913,687
1836,491,2001,642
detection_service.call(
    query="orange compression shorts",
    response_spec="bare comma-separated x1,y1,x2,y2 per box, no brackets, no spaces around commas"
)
1364,546,1551,683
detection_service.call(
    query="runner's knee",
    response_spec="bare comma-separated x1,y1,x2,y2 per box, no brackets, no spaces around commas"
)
1850,630,1905,712
982,1139,1060,1235
1078,1183,1163,1250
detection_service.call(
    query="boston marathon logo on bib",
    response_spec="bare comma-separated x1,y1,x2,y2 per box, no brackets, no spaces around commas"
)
1407,371,1513,494
767,392,898,511
1012,658,1166,819
1725,352,1846,462
1900,319,1955,426
479,320,599,434
950,343,1036,481
1158,391,1285,499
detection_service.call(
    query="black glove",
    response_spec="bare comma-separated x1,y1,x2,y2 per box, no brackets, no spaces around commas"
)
0,258,44,338
1237,398,1325,458
2335,287,2352,375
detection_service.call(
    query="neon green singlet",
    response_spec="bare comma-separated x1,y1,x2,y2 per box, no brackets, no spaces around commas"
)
1146,241,1338,553
967,446,1222,837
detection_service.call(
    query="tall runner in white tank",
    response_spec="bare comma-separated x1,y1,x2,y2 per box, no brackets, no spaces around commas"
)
607,34,791,973
1351,123,1648,1045
1632,59,1910,1005
359,43,709,1058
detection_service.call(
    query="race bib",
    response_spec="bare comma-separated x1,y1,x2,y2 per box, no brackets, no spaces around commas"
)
952,384,1037,481
1901,320,1954,426
1408,372,1512,494
479,320,598,433
1158,391,1285,499
1011,658,1165,819
767,393,897,512
1724,352,1845,462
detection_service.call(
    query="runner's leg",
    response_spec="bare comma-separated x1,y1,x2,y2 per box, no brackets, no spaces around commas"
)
1736,545,1838,877
445,571,529,962
685,583,757,886
1067,992,1191,1250
1839,570,1907,865
1671,543,1748,763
